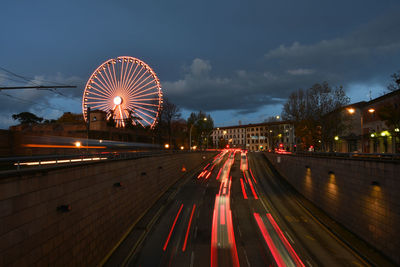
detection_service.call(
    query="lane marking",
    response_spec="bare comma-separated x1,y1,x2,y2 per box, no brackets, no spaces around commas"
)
190,251,195,267
285,231,295,244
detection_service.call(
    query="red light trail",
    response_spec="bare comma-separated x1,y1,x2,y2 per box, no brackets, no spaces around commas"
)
182,204,196,252
254,213,285,267
163,204,184,251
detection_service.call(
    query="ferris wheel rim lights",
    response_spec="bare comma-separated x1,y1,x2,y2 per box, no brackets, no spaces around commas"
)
82,56,163,128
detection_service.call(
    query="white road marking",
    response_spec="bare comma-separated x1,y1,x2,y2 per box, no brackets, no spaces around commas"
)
243,248,251,267
285,231,295,244
237,224,242,237
190,251,195,267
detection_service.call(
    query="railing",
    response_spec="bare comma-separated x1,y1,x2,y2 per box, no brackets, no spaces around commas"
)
283,151,400,161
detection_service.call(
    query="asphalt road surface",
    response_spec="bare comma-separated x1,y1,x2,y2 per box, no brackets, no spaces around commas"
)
122,150,373,267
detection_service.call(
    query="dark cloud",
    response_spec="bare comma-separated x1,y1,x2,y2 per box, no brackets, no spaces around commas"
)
164,11,400,115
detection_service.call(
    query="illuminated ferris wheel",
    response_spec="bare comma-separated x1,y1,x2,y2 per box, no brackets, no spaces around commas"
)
82,56,163,128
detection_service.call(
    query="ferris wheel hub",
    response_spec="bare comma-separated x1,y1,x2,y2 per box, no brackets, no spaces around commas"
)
113,96,122,105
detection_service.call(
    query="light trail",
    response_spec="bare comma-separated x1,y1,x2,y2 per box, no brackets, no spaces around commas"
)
267,213,305,267
249,168,257,184
182,204,196,252
210,151,239,267
22,144,106,149
163,204,184,251
240,178,248,199
254,213,285,267
14,157,107,166
247,175,258,199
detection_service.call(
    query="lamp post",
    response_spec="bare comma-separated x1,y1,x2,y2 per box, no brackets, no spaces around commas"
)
189,117,207,151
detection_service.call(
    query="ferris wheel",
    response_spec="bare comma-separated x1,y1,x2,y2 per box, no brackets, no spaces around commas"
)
82,56,163,128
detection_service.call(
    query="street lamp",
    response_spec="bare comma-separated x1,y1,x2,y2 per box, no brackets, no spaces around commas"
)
189,117,207,151
346,107,364,152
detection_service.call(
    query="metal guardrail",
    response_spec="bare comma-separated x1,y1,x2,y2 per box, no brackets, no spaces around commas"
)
287,151,400,161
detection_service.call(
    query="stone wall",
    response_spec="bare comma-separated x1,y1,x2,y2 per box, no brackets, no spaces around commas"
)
265,152,400,264
0,152,215,266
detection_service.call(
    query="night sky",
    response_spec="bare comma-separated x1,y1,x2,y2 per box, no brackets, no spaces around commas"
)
1,0,399,129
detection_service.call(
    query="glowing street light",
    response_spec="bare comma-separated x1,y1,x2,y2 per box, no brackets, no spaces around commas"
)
276,115,280,120
334,136,339,141
164,144,170,149
347,108,355,114
180,146,184,150
368,108,375,113
75,141,81,148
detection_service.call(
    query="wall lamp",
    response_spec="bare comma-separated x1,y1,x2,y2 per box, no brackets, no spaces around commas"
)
114,182,123,187
371,181,380,186
57,205,71,212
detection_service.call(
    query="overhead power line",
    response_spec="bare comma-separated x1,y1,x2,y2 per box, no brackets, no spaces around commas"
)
0,86,76,90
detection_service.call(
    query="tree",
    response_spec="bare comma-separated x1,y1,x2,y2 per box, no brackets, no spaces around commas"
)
187,111,214,149
57,112,83,123
282,82,350,151
387,71,400,92
160,98,181,145
377,104,400,130
12,112,43,124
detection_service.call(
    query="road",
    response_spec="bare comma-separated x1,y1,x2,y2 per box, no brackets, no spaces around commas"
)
122,150,370,267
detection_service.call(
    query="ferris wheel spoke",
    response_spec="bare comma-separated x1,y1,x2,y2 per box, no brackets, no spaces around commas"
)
85,85,109,98
127,70,151,95
94,75,113,96
96,68,115,95
130,78,155,96
103,64,117,95
90,103,112,110
85,90,109,99
126,64,146,93
98,64,115,91
126,67,148,93
131,97,159,101
130,101,159,107
121,60,134,90
134,108,155,120
134,116,146,127
131,91,159,101
128,72,152,94
117,105,126,127
111,62,119,92
106,63,118,96
129,103,157,114
90,81,112,97
85,96,108,101
123,62,140,91
130,84,159,98
118,59,123,89
133,110,152,125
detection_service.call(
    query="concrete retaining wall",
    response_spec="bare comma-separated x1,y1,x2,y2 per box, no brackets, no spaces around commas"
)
0,152,215,266
265,152,400,264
